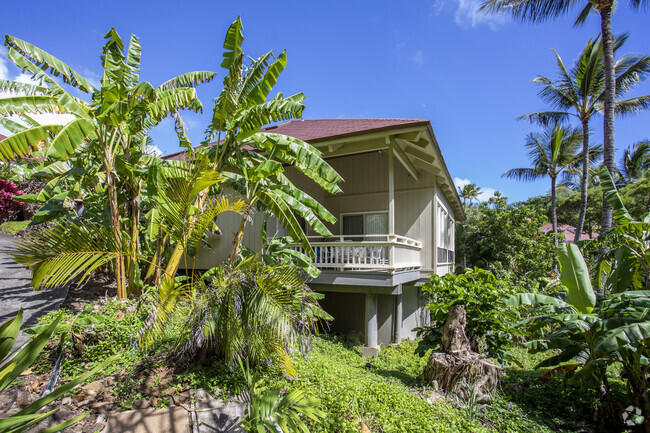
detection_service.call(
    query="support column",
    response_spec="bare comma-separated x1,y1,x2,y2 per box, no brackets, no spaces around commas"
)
394,289,403,344
388,139,395,237
387,138,396,270
363,293,379,357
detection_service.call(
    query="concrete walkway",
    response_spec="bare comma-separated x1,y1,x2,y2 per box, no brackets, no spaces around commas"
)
0,234,68,346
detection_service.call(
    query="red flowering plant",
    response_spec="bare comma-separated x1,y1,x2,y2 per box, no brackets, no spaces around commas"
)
0,179,25,222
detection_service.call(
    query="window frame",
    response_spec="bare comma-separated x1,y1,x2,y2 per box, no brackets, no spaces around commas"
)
435,198,455,265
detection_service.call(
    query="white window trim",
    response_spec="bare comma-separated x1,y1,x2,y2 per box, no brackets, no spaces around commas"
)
435,197,455,265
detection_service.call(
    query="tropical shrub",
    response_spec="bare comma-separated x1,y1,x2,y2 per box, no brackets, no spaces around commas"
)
239,359,325,433
415,268,517,364
509,172,650,429
0,179,24,222
162,256,331,376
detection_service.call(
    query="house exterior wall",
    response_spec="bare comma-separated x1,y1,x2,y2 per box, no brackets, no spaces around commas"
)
179,148,456,348
183,203,266,270
284,151,439,272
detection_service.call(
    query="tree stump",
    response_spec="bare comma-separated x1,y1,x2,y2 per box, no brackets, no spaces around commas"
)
422,305,500,399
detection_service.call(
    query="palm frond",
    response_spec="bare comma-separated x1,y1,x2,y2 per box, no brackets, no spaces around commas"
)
11,220,123,289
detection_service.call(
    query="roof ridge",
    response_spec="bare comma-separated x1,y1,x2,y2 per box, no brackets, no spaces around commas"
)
294,118,428,121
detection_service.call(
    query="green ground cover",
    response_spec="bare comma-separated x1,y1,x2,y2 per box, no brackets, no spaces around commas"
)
0,220,29,235
31,302,602,433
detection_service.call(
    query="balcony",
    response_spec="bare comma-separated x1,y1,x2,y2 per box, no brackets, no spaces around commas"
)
285,235,422,273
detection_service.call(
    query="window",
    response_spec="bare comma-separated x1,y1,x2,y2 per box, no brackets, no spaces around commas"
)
436,200,455,264
342,212,388,241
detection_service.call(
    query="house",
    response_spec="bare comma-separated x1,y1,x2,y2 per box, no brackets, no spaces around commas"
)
539,223,599,242
165,119,465,349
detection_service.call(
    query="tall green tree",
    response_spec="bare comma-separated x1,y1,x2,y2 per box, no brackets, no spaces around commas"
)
520,34,650,242
457,183,482,207
503,124,585,245
619,140,650,185
480,0,650,233
0,30,214,298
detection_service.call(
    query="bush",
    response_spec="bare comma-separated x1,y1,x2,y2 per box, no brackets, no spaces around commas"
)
415,268,517,364
456,194,556,291
0,179,25,222
158,256,330,376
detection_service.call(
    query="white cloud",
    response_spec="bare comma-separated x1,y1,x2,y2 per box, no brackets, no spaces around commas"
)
454,177,497,202
0,55,9,81
144,144,163,158
413,50,425,65
431,0,507,30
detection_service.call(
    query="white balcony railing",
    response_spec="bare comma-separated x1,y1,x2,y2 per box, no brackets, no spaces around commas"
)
285,235,422,273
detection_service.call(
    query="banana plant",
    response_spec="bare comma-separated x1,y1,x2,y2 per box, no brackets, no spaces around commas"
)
162,17,343,282
508,171,650,427
0,30,215,298
588,167,650,292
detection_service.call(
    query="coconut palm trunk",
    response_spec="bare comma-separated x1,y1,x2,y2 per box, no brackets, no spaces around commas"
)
575,119,590,242
599,3,616,232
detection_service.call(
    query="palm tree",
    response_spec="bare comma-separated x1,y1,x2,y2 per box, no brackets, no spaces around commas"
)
458,183,482,206
619,140,650,184
0,30,214,298
503,124,583,245
481,0,650,233
520,34,650,242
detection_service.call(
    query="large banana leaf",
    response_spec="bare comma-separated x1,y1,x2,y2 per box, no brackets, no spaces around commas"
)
245,51,287,106
594,322,650,353
6,50,90,119
505,293,570,308
605,247,638,293
5,35,97,93
557,243,596,314
0,95,66,117
0,124,62,162
0,117,27,134
220,17,244,70
250,133,343,194
599,167,633,224
157,71,217,91
45,118,96,160
235,93,305,141
0,79,47,96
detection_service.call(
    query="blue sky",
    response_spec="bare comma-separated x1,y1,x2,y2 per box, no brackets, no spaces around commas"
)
1,0,648,202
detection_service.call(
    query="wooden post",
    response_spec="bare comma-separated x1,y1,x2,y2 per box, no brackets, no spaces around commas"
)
387,138,395,268
387,138,395,237
365,293,378,347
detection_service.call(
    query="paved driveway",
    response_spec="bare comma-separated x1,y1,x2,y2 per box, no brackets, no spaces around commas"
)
0,234,68,345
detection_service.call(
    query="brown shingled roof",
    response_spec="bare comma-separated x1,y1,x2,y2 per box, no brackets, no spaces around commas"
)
164,119,430,161
258,118,429,143
0,134,6,141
